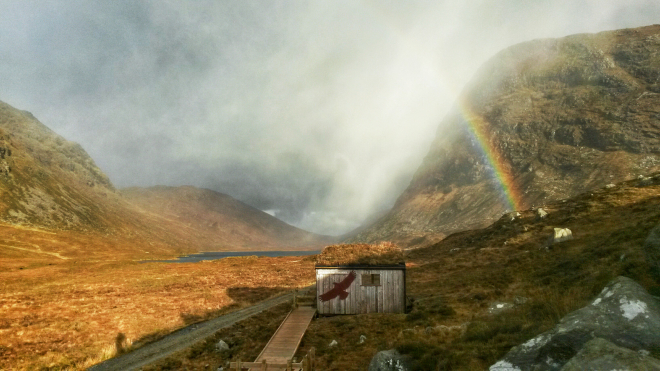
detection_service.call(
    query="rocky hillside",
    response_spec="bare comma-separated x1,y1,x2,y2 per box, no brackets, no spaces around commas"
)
122,186,331,250
354,24,660,246
0,100,118,229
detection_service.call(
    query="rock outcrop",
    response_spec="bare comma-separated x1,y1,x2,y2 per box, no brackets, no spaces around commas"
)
354,25,660,246
368,349,411,371
490,276,660,371
560,338,660,371
644,223,660,282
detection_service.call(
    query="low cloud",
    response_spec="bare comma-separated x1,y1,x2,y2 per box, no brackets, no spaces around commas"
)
1,0,658,235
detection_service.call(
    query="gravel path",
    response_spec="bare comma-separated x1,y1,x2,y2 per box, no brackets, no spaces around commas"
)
88,291,296,371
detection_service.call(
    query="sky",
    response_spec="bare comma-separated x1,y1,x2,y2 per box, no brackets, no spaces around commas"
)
1,1,659,235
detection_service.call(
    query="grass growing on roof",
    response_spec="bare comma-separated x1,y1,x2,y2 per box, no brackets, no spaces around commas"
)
315,242,404,266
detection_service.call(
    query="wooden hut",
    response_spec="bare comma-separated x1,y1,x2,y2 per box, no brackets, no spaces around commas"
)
315,243,406,315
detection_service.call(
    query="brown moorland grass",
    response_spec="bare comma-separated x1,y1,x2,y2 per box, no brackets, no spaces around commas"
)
154,176,660,370
142,301,295,370
6,176,660,370
0,250,315,370
391,178,660,370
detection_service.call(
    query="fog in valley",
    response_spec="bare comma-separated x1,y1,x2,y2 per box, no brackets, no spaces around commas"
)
1,0,659,235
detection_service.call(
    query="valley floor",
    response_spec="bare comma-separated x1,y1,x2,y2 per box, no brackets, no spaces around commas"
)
3,175,660,370
0,252,315,370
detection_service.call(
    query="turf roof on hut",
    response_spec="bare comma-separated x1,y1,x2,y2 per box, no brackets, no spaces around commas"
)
315,243,405,266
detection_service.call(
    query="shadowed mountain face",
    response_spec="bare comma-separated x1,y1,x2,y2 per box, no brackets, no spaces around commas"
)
353,24,660,247
122,186,332,250
0,100,329,252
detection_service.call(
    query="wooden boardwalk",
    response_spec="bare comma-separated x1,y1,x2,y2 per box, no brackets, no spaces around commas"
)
253,306,316,370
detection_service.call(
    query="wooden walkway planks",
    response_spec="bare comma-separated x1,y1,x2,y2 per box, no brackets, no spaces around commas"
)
253,306,316,370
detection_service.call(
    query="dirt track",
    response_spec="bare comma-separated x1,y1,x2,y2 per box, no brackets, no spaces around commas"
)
88,291,296,371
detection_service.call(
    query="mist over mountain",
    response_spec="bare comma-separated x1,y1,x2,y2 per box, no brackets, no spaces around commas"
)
0,100,328,251
2,1,660,235
353,24,660,246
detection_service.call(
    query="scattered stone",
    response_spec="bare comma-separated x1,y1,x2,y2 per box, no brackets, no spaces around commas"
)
488,301,514,315
489,276,660,371
552,228,573,244
450,248,461,254
359,334,367,344
215,340,229,352
514,296,529,305
560,337,660,371
329,339,338,347
536,208,548,220
605,183,616,189
643,224,660,282
368,349,411,371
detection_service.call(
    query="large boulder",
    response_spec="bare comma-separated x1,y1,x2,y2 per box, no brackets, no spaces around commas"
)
644,224,660,282
489,276,660,371
560,337,660,371
368,349,411,371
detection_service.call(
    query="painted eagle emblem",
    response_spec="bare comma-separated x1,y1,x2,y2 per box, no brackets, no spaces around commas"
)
320,271,356,302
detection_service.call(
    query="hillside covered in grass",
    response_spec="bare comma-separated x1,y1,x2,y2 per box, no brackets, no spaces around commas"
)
306,174,660,370
151,173,660,370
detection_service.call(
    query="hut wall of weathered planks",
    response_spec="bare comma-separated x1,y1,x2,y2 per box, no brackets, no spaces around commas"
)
315,265,405,315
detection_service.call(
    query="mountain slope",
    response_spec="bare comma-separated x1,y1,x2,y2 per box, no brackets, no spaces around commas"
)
0,100,328,256
122,186,331,250
0,100,121,230
354,24,660,246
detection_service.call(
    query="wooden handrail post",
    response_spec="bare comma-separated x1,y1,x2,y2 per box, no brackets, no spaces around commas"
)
262,359,268,371
237,359,241,371
286,359,292,371
293,289,298,308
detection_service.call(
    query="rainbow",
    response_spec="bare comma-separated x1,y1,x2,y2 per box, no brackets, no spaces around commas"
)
457,98,525,212
360,3,525,212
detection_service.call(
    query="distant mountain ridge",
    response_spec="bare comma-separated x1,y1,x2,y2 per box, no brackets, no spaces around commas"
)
0,99,328,252
353,24,660,246
122,186,331,250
